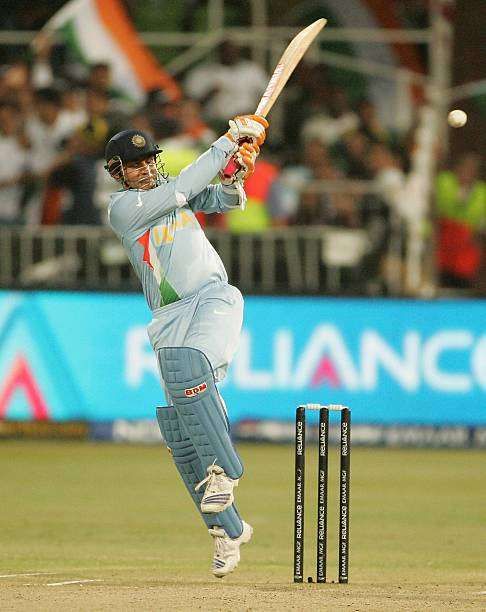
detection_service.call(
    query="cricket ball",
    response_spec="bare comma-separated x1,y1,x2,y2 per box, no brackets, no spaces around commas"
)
448,109,467,128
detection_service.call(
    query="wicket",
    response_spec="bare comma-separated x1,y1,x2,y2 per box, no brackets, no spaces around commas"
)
293,403,351,584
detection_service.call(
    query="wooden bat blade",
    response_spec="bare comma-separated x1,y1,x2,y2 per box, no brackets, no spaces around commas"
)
255,18,327,118
221,18,326,179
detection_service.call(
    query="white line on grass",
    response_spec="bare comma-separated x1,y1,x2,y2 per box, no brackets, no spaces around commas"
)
0,573,56,578
47,579,103,586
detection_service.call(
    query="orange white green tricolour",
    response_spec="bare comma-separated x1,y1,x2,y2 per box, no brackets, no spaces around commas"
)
42,0,181,104
137,230,180,306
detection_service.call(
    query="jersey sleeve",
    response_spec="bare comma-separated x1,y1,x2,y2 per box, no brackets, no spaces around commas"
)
188,183,247,214
172,135,236,200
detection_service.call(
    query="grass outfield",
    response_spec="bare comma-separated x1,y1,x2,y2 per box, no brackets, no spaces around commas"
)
1,441,485,610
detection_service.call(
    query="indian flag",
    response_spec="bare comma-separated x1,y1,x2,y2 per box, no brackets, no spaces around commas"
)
42,0,181,104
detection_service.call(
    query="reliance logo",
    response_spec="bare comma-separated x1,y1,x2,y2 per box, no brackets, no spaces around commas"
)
231,325,486,393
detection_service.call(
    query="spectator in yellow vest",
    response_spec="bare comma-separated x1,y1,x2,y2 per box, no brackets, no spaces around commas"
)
436,152,486,288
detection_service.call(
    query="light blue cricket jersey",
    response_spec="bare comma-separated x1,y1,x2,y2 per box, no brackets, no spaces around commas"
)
108,136,243,311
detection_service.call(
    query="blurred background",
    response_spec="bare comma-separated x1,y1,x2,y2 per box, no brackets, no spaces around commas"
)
0,0,484,446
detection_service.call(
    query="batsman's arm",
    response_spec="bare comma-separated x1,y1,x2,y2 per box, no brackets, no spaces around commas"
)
173,135,237,200
188,182,247,214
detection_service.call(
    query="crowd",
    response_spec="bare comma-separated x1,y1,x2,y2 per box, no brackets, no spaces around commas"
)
0,34,484,293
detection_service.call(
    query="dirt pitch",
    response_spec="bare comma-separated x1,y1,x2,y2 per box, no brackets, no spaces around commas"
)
3,573,486,610
1,441,485,610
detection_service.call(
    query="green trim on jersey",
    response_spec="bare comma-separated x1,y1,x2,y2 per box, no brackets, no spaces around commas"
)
159,278,180,306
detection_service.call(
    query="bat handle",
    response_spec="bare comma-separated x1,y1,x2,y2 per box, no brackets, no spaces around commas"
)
221,157,240,179
221,136,252,180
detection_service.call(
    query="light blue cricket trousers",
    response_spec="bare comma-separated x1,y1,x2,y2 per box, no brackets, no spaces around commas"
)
147,280,244,388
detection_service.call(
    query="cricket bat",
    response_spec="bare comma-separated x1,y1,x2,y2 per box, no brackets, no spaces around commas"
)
222,18,327,179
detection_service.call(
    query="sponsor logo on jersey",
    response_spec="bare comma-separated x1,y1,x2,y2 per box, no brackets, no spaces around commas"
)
184,382,208,397
151,210,199,245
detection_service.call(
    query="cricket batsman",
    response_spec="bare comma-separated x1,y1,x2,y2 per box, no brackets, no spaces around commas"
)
104,115,268,578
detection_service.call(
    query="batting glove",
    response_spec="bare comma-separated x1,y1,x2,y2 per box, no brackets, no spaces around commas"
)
236,141,260,180
226,115,269,146
220,141,260,185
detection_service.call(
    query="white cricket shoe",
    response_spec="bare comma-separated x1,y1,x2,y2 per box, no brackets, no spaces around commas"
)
209,521,253,578
195,463,239,513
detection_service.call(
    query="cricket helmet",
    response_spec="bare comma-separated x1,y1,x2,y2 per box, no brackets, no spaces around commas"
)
104,129,166,189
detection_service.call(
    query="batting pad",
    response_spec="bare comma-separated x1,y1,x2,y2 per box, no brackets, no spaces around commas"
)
156,405,244,539
158,347,243,480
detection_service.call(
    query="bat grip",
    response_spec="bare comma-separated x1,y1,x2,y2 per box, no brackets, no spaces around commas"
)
222,157,240,179
221,136,252,179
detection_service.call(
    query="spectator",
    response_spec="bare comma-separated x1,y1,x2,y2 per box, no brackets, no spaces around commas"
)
46,88,114,225
268,139,356,227
145,88,180,131
267,141,319,226
86,63,111,94
131,109,154,137
365,143,407,290
436,152,486,289
0,60,30,98
334,130,372,180
296,149,357,227
151,106,199,178
26,87,74,170
300,84,360,148
0,101,29,224
24,87,77,222
30,32,55,89
86,62,135,116
178,98,216,148
59,83,87,132
0,60,33,118
357,99,391,145
368,142,406,217
184,41,268,130
154,98,215,157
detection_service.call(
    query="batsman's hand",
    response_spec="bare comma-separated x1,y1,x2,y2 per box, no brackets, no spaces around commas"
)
220,141,260,185
236,141,260,179
226,115,269,146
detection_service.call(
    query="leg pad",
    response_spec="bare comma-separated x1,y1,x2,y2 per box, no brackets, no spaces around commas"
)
158,347,243,479
156,405,243,539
